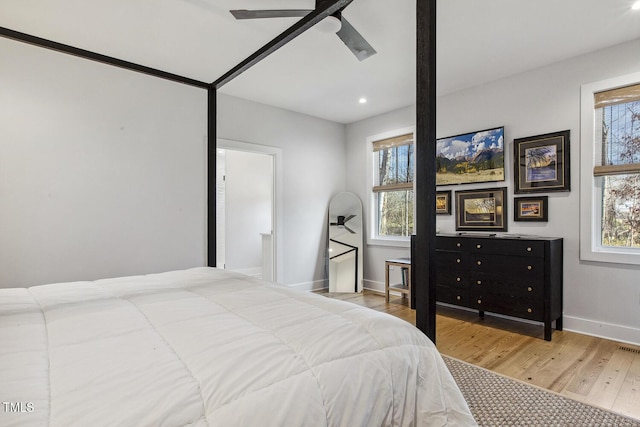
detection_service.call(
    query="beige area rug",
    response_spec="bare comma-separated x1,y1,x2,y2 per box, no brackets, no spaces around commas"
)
443,356,640,427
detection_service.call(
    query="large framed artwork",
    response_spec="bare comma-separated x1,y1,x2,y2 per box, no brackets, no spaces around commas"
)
514,130,570,193
455,187,508,232
436,126,505,186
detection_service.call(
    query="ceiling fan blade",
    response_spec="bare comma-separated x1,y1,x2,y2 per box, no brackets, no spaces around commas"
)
230,9,311,20
343,214,356,223
336,17,377,61
344,224,356,234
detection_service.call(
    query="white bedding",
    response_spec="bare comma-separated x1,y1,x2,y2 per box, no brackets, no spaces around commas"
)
0,267,475,426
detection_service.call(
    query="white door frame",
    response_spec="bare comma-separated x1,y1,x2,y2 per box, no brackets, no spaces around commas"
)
217,138,283,283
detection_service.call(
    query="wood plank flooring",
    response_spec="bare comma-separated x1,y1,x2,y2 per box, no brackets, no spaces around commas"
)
317,290,640,421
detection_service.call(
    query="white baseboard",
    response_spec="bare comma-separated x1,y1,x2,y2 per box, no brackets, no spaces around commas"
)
363,279,385,293
563,316,640,346
288,279,327,292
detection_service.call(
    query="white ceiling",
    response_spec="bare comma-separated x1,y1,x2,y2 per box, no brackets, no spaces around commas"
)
2,0,640,124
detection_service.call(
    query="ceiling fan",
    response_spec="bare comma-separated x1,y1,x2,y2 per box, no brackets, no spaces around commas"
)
229,1,377,61
330,215,357,234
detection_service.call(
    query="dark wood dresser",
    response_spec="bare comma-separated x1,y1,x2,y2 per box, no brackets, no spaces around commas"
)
436,233,563,340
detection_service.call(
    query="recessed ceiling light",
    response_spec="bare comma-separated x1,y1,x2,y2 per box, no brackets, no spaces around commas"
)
359,97,367,104
633,1,640,10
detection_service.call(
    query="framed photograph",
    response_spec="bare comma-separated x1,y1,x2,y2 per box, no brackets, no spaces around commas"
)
514,196,549,222
514,130,570,193
455,187,508,232
436,126,505,186
436,191,452,215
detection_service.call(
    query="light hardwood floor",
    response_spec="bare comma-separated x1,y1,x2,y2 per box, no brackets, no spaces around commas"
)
318,290,640,421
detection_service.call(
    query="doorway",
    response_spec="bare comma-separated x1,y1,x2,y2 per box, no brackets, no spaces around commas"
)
216,139,281,282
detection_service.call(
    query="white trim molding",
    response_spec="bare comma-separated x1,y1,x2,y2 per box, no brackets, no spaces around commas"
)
564,315,640,346
580,71,640,266
365,125,416,247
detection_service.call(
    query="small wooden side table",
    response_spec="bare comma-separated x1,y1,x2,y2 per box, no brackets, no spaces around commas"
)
385,258,412,308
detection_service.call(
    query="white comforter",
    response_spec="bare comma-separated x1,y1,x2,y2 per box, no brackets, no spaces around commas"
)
0,267,475,426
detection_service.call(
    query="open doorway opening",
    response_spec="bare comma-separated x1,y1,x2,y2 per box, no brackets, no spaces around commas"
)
216,139,280,282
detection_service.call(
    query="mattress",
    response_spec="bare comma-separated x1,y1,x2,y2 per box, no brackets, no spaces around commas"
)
0,267,476,426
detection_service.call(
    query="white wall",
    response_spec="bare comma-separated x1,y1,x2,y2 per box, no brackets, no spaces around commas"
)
346,38,640,345
0,37,208,288
224,150,272,273
217,93,346,289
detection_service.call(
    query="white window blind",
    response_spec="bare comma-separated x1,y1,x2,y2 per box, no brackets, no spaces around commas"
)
593,83,640,177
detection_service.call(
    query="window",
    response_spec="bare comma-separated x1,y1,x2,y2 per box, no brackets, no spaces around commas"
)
580,72,640,264
370,131,415,242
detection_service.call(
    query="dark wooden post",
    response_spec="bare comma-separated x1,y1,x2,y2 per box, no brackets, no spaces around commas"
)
414,0,437,342
208,87,217,267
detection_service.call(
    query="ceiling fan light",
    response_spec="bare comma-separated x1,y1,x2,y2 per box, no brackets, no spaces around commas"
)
316,15,342,34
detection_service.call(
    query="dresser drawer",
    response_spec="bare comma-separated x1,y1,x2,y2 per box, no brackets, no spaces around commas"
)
469,254,544,279
470,272,544,300
436,250,468,268
437,237,471,251
437,285,469,307
436,269,469,287
468,238,545,257
437,236,545,257
470,293,544,322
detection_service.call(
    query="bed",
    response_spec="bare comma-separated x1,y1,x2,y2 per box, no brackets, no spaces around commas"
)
0,267,475,426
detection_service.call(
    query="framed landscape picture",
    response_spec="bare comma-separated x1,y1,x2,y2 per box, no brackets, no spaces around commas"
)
514,130,570,193
514,196,549,222
455,187,507,232
436,126,505,186
436,190,452,215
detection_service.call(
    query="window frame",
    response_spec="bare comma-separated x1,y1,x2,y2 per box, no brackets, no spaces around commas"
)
580,71,640,265
367,126,416,247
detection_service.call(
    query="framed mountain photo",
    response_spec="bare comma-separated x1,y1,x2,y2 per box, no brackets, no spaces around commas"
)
436,126,505,186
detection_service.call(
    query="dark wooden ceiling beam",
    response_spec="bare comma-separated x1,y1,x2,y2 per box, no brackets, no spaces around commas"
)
212,0,353,89
0,26,210,89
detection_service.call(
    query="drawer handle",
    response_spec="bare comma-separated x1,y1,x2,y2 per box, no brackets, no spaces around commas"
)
527,247,532,252
477,299,482,304
456,277,461,282
527,308,533,313
527,286,533,292
476,280,482,285
456,295,461,300
527,265,532,270
477,261,482,266
476,244,482,249
456,242,461,247
456,258,461,263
